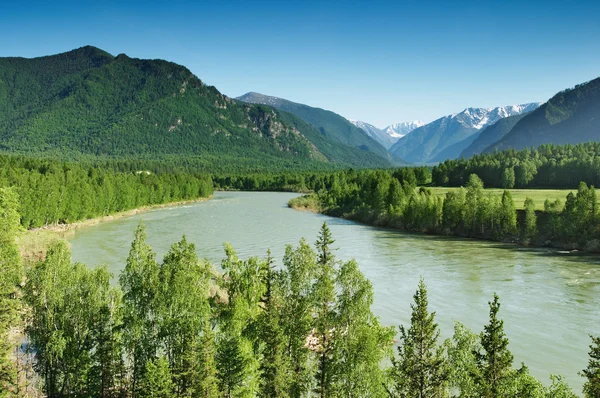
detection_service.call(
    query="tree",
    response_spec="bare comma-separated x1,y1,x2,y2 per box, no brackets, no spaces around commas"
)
445,322,481,397
391,278,448,397
501,168,515,189
522,198,537,244
336,259,393,397
139,357,175,398
119,222,161,396
581,335,600,398
475,293,514,397
313,223,338,398
497,190,517,239
0,188,22,395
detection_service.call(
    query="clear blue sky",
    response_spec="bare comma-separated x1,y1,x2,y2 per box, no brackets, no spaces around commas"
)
1,0,599,127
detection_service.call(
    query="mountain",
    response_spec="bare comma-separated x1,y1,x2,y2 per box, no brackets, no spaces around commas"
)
460,112,533,159
349,120,423,149
389,103,540,163
486,77,600,153
0,46,391,172
236,92,400,164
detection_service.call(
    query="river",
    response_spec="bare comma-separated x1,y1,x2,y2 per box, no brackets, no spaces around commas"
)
68,191,600,391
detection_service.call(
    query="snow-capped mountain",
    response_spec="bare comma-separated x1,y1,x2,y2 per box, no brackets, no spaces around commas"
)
385,121,425,138
350,120,424,149
389,103,541,163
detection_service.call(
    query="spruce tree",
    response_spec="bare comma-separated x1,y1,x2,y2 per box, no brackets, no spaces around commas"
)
391,278,448,397
197,320,220,398
581,335,600,398
140,357,175,398
475,293,514,397
313,223,338,398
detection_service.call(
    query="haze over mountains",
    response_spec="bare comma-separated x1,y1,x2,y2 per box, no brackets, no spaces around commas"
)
0,46,599,169
389,103,541,163
349,120,424,149
236,92,401,164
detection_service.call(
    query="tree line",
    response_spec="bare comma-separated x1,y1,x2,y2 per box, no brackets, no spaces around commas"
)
291,167,600,251
1,192,598,396
433,142,600,189
0,155,213,229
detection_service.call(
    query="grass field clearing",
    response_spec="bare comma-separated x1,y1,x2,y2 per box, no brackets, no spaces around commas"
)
426,187,575,210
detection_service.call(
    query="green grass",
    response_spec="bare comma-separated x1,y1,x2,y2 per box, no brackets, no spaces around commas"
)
426,187,574,210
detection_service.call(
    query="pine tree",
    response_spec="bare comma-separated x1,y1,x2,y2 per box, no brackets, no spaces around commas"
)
475,293,514,397
196,320,220,398
581,335,600,398
258,262,291,397
391,278,448,397
140,357,175,398
313,223,338,398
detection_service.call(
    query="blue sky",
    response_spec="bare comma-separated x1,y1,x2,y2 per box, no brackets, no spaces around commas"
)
1,0,599,127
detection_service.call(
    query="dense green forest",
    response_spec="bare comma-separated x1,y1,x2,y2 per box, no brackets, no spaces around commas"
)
290,167,600,250
0,154,213,228
433,142,600,189
0,46,390,171
1,191,598,396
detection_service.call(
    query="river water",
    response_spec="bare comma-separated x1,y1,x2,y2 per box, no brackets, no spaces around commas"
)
68,191,600,391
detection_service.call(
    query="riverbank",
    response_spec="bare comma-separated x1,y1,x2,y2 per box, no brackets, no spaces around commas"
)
17,196,212,263
288,194,598,254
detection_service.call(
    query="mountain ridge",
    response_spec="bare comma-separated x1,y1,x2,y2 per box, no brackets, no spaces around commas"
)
389,103,541,163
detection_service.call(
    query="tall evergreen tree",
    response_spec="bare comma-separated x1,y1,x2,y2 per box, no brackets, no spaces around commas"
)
139,357,175,398
313,223,338,398
390,278,448,398
475,293,514,397
581,335,600,398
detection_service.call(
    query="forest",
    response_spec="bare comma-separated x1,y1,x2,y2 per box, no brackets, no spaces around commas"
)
433,143,600,189
1,189,599,396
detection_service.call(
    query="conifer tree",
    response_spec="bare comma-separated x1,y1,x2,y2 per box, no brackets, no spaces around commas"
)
581,335,600,398
140,357,175,398
196,320,220,398
475,293,514,397
391,278,448,397
313,223,338,398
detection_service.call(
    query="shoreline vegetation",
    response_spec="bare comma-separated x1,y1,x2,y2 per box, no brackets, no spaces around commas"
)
17,196,212,263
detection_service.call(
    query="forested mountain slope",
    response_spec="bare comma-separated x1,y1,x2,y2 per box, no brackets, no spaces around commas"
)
0,46,390,171
460,112,532,159
236,92,401,164
487,77,600,153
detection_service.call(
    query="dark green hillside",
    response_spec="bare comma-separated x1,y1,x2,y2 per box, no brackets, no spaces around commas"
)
460,112,531,159
488,77,600,152
236,92,401,164
0,46,388,171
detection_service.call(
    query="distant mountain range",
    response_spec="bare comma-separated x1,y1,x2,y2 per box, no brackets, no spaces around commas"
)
485,77,600,153
389,103,541,163
236,92,401,164
349,120,424,149
0,46,393,171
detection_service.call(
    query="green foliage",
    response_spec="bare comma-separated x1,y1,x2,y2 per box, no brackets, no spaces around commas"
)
140,357,175,398
433,142,600,189
581,336,600,398
0,46,394,171
523,198,538,244
390,278,449,397
475,293,514,397
0,188,22,395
